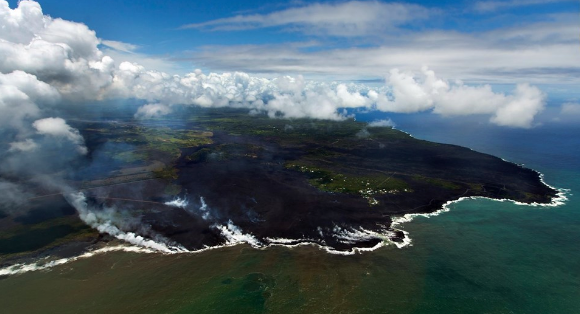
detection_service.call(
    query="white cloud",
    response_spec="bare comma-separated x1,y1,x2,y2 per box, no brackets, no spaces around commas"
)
0,0,552,153
0,71,59,132
32,117,88,154
0,0,559,230
101,40,139,53
368,119,396,127
0,0,114,101
102,48,184,74
473,0,571,13
561,103,580,115
110,64,545,127
371,67,545,128
134,103,173,119
8,139,38,152
188,19,580,85
0,0,45,44
182,1,430,37
489,84,546,128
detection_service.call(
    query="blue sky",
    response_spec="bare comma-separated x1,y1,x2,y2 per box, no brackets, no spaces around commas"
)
20,0,578,88
0,0,579,131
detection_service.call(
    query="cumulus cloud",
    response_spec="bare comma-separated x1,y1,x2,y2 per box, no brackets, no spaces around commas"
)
181,1,430,37
32,117,87,154
0,71,59,132
0,0,114,101
116,64,545,126
0,0,551,164
0,0,553,132
106,65,367,120
489,84,545,128
0,0,556,251
371,67,546,128
368,119,396,127
134,103,173,119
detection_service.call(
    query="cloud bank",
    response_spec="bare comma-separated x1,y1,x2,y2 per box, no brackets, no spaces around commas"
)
373,67,546,128
0,0,551,178
181,1,430,37
0,0,559,253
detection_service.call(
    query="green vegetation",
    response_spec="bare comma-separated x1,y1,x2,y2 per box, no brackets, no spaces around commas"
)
77,107,553,211
139,128,213,158
191,109,404,146
286,162,410,205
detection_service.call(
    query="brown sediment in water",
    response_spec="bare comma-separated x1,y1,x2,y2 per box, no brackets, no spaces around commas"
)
0,109,558,266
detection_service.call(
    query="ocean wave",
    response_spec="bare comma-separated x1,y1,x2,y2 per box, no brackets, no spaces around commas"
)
4,174,568,276
213,220,262,247
390,180,570,248
0,245,155,276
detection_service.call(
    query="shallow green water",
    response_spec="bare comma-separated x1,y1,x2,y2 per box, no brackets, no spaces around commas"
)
1,124,578,313
0,181,577,314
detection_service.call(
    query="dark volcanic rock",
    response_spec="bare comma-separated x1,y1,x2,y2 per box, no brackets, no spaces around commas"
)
84,113,557,253
1,109,558,260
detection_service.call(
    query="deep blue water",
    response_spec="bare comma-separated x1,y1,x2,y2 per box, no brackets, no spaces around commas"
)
1,109,578,313
355,111,580,313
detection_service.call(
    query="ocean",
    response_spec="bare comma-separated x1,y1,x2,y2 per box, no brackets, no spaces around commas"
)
0,111,578,314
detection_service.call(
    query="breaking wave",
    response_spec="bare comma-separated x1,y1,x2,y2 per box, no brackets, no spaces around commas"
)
213,220,262,247
0,245,155,276
390,180,569,248
3,180,568,276
65,192,188,254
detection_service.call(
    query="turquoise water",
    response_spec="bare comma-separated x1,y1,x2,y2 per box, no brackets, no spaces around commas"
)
374,119,580,313
0,118,578,313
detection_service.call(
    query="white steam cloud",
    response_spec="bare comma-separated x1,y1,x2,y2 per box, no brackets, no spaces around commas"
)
65,192,187,253
164,196,189,208
214,220,261,248
0,0,555,232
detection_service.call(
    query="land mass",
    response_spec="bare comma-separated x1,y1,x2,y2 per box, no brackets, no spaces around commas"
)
0,107,558,265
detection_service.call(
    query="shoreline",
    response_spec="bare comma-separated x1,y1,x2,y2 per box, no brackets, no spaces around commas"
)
1,176,567,277
0,125,569,276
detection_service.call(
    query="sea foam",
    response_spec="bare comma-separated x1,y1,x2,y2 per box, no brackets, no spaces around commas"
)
0,245,155,276
4,169,568,276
